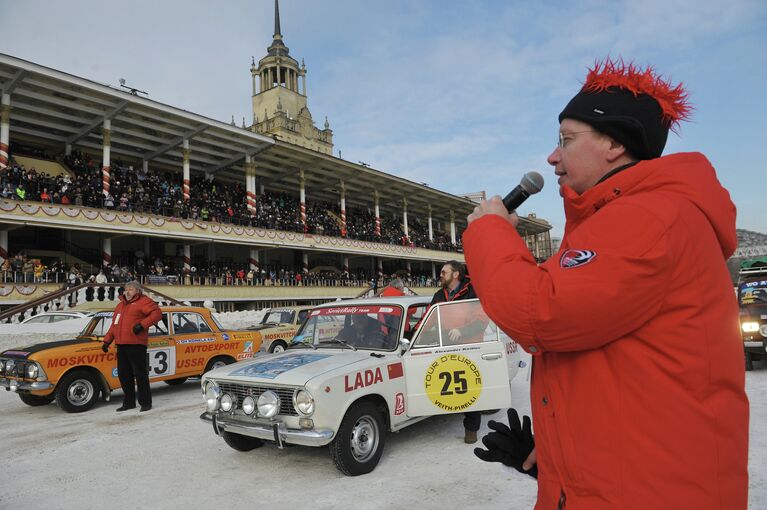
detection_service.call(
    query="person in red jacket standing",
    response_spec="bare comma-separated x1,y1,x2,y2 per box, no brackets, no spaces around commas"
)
103,281,162,412
466,59,749,509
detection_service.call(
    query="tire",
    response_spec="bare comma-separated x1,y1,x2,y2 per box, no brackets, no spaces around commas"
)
19,393,56,407
55,370,100,413
205,356,234,373
269,340,288,353
222,431,264,451
329,401,386,476
746,351,754,371
164,377,188,386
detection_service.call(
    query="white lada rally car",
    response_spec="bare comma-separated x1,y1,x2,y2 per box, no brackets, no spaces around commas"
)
200,295,522,476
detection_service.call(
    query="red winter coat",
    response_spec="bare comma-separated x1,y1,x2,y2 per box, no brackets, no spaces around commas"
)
464,153,748,509
104,292,162,346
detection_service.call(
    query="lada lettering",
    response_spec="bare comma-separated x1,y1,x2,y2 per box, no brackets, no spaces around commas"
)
47,352,115,368
344,367,383,392
184,343,239,354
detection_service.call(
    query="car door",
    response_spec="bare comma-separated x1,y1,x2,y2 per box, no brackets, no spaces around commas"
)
143,312,176,380
169,311,214,376
402,299,516,417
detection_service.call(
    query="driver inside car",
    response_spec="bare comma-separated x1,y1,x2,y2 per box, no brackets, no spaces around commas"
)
337,314,386,348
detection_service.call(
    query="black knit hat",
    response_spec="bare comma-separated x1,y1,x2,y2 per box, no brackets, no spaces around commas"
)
559,59,691,160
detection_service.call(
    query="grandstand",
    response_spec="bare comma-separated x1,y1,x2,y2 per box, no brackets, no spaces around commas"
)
0,2,553,312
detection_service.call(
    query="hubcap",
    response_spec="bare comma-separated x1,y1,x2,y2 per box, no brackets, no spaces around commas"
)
272,344,285,353
350,415,379,462
67,379,95,406
211,360,227,370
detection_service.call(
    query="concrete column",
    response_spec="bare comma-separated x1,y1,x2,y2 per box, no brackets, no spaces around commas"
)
248,248,259,272
339,181,346,237
450,210,457,245
65,143,72,156
276,64,282,86
431,262,436,280
377,258,383,277
182,139,191,202
302,252,309,273
102,119,111,195
143,238,150,258
0,94,10,172
259,183,265,195
374,191,381,237
245,155,256,214
252,70,257,95
299,170,307,233
342,255,349,274
0,230,8,268
102,238,112,268
406,260,412,275
302,73,307,96
402,198,409,241
427,205,434,241
183,244,191,274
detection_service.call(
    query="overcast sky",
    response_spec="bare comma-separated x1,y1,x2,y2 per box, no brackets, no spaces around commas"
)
2,0,765,238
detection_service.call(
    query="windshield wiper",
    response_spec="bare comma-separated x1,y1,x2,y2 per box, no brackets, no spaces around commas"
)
322,338,357,351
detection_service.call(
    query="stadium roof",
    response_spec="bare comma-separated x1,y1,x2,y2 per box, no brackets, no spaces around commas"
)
0,53,550,234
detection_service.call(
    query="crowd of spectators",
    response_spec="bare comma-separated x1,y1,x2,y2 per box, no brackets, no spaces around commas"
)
2,153,463,252
1,251,437,289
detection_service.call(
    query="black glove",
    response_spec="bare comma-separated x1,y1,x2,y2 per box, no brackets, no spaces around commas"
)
133,323,144,334
101,342,110,353
474,408,538,479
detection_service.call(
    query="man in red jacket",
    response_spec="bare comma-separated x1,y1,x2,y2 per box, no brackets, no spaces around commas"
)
465,59,749,509
103,281,162,412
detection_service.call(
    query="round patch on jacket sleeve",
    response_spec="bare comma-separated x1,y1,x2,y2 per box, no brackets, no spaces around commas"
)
560,249,597,269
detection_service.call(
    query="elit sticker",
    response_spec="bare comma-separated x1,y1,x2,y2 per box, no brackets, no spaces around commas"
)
425,354,482,412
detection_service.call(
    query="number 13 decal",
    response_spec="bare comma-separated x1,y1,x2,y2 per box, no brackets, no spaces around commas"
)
146,348,176,378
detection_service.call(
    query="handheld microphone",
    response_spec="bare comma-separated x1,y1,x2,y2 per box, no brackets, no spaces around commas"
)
503,172,544,212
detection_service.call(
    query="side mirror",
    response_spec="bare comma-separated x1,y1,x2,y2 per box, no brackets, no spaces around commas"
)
399,338,411,354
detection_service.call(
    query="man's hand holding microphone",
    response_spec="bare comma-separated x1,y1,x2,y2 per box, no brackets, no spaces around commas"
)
467,171,544,225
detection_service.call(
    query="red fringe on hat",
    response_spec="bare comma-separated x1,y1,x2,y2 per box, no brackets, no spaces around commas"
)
582,58,692,131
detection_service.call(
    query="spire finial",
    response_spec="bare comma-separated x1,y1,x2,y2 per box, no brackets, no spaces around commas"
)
274,0,282,38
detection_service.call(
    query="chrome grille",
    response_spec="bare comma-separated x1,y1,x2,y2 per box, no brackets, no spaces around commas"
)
1,359,31,380
218,382,298,416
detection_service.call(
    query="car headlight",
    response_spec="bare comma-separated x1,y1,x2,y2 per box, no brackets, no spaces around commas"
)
257,390,280,418
6,359,15,374
242,396,256,415
220,393,235,412
761,325,767,338
742,322,760,333
0,359,5,375
204,381,221,412
294,389,314,416
25,363,39,379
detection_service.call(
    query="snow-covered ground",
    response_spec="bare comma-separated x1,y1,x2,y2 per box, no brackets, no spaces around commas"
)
0,322,763,509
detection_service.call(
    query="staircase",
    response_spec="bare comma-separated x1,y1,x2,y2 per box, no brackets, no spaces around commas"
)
0,283,183,324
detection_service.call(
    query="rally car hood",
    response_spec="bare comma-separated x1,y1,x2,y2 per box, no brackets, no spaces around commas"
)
206,349,373,386
245,323,289,332
1,336,99,360
740,304,767,320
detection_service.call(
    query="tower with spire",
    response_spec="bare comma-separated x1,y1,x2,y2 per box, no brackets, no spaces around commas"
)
250,0,333,154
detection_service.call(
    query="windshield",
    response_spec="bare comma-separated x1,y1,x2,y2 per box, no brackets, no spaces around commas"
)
261,310,295,325
293,305,403,351
740,279,767,305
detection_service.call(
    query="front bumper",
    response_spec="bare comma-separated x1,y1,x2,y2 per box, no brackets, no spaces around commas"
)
1,377,54,392
744,341,767,355
200,412,334,447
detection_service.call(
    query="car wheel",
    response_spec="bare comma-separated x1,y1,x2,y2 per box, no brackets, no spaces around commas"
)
19,393,56,407
329,401,386,476
164,377,188,386
222,431,264,451
55,370,100,413
205,356,234,373
269,341,288,353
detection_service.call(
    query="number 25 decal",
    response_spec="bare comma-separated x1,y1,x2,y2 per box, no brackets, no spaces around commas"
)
439,370,468,396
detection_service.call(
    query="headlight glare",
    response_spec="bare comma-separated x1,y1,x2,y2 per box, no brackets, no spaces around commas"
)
294,389,315,416
0,360,5,375
220,393,234,412
204,381,221,412
742,322,760,333
242,396,256,415
257,390,280,418
6,359,15,373
26,363,39,379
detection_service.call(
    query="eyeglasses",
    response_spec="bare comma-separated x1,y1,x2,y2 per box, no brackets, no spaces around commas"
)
557,130,596,149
